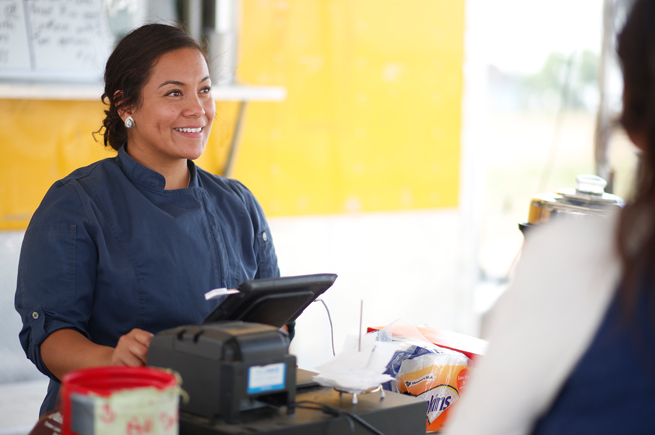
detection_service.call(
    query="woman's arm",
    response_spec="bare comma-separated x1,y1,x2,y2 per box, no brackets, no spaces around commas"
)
40,328,153,381
445,216,621,435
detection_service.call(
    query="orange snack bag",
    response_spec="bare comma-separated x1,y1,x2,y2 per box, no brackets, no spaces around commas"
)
376,320,471,432
395,355,469,432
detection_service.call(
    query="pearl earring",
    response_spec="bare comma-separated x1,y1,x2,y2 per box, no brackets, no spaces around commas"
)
124,116,135,129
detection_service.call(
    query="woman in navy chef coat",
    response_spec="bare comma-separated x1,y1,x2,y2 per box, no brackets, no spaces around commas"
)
14,23,281,415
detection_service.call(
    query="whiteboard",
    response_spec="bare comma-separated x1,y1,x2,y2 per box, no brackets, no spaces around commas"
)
0,0,115,83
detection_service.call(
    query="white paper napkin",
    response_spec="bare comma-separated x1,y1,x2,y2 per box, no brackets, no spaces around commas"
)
313,334,397,393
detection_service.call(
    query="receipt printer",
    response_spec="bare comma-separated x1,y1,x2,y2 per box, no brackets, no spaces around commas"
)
147,274,337,423
148,321,296,423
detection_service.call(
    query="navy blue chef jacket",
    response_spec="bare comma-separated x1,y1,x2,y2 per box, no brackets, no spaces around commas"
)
15,145,280,415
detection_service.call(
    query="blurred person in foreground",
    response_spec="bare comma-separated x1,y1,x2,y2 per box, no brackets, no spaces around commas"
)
446,1,655,434
15,23,281,416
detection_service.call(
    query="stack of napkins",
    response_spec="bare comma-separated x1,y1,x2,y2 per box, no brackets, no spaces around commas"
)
313,334,397,393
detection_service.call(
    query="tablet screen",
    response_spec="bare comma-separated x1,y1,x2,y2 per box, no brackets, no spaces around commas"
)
202,273,337,327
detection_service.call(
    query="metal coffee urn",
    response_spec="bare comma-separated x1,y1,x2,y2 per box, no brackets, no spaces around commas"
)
519,174,624,234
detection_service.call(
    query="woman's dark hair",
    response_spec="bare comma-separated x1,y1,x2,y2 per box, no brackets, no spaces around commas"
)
99,23,207,150
616,0,655,308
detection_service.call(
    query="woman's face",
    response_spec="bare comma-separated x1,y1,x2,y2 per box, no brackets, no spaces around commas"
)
124,47,215,168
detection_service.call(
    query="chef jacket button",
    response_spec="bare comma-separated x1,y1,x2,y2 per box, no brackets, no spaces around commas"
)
263,232,268,242
32,312,39,320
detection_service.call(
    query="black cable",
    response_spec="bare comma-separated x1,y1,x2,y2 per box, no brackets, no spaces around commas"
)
291,400,386,435
343,412,386,435
314,298,336,356
343,414,357,435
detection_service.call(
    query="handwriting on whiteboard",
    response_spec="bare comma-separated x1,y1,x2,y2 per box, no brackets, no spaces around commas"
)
0,0,113,82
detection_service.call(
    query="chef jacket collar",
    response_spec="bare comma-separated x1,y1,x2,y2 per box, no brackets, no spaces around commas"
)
117,144,198,191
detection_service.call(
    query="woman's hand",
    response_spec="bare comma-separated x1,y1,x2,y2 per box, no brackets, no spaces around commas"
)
40,328,153,381
111,328,153,366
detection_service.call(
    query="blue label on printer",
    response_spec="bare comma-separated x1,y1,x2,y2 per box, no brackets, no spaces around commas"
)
248,363,286,394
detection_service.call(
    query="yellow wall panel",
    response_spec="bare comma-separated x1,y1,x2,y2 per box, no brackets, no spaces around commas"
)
236,0,465,216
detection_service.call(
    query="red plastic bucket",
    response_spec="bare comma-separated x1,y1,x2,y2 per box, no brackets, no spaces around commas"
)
61,366,179,435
